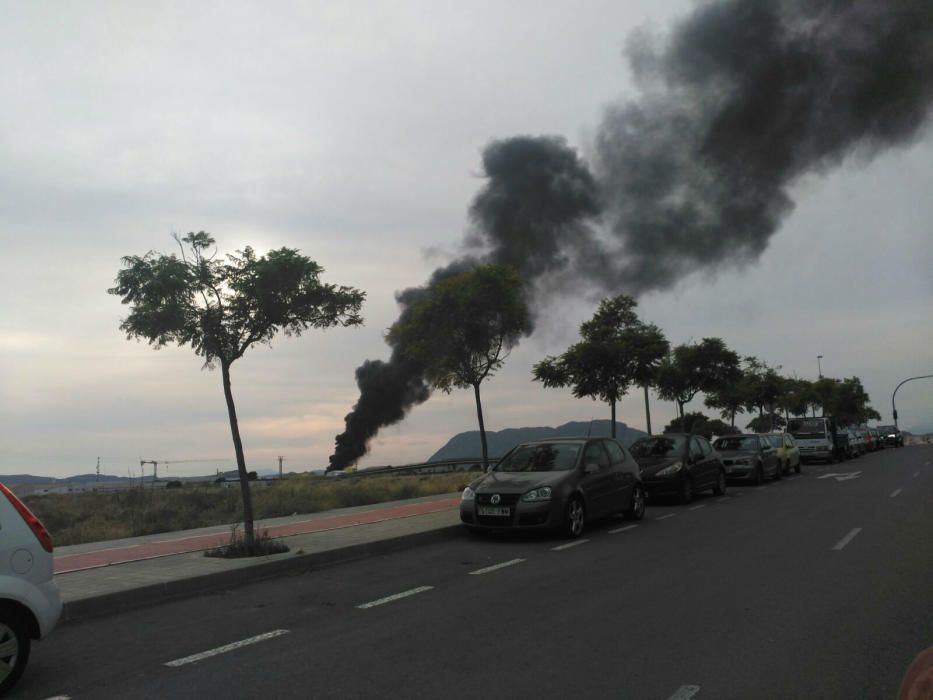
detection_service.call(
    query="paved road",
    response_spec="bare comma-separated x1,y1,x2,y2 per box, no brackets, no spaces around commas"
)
17,446,933,699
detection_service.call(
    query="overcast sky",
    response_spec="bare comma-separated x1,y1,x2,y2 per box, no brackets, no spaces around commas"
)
2,0,931,479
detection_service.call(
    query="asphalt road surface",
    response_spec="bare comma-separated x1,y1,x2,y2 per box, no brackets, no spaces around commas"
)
17,446,933,700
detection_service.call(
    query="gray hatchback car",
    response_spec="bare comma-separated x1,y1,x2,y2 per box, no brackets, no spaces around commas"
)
459,437,645,538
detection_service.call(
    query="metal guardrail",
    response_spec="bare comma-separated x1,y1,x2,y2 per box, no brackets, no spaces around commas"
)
334,458,489,478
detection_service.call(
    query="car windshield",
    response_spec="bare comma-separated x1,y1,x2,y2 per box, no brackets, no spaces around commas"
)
495,443,580,472
766,436,783,448
877,425,896,433
714,436,759,451
629,436,686,458
787,418,826,437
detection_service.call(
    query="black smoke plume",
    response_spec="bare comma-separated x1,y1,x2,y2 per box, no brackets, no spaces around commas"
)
331,0,933,469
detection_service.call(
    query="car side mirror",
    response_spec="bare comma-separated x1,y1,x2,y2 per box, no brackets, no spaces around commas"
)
583,463,599,474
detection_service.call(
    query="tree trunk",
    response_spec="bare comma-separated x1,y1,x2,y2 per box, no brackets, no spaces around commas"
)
610,398,617,438
221,360,255,554
643,386,652,436
730,409,735,428
473,382,489,471
679,401,686,432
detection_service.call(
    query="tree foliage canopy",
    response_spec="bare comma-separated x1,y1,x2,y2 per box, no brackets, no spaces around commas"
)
533,295,666,405
388,264,530,392
109,232,365,367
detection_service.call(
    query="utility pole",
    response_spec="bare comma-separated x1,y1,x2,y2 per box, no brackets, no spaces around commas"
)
96,456,100,481
278,456,284,479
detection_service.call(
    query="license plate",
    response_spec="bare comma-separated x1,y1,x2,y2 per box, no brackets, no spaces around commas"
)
477,506,511,517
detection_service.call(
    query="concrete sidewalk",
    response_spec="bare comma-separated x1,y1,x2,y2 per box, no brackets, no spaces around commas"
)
54,493,463,624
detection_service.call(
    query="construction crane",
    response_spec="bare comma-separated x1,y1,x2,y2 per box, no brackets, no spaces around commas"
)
138,458,228,482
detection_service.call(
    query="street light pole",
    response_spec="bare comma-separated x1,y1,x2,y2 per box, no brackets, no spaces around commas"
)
817,355,823,378
892,374,933,429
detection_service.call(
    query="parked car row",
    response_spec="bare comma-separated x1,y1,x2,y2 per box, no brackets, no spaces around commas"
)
460,430,809,539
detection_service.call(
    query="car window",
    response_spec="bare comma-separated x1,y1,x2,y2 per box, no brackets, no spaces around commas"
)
583,441,610,469
784,435,795,447
496,443,581,472
604,439,627,466
697,437,713,456
689,438,705,460
630,435,686,458
766,436,783,449
713,436,759,451
760,437,773,451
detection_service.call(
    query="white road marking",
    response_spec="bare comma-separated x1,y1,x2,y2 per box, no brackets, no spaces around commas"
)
43,696,71,700
469,558,525,575
552,539,590,551
715,497,729,503
666,685,701,699
832,528,863,551
165,629,290,667
688,504,706,511
817,471,861,481
655,513,677,521
914,471,921,478
609,524,640,534
890,488,903,498
357,586,434,609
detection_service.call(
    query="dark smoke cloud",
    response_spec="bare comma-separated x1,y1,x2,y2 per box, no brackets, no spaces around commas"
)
595,0,933,293
331,0,933,468
330,137,598,469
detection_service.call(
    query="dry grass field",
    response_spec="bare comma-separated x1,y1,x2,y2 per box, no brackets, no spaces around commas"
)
25,472,477,547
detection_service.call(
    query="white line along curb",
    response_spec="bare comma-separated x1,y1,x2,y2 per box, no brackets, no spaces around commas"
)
667,685,701,699
609,524,640,534
165,630,290,667
469,559,525,575
890,488,902,498
552,539,589,551
357,586,434,609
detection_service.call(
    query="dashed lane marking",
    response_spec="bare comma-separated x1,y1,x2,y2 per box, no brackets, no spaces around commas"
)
469,559,525,575
715,497,729,503
655,513,677,521
688,504,706,511
165,630,290,667
890,488,903,498
552,539,590,551
666,685,701,700
357,586,434,610
609,524,640,534
832,528,863,551
914,472,921,478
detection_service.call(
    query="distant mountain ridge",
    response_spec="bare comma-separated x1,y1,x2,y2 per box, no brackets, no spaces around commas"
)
0,473,135,487
428,420,648,462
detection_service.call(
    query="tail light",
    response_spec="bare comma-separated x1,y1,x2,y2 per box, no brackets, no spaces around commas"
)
0,483,53,553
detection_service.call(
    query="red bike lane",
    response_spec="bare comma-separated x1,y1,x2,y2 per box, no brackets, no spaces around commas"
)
54,497,460,574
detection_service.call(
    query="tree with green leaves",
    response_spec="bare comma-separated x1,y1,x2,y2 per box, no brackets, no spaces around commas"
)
388,264,531,470
655,338,741,432
109,232,365,554
533,295,664,438
741,358,786,431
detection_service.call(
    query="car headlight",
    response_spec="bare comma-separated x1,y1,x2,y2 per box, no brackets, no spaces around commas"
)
656,462,683,477
461,487,475,501
521,486,552,502
732,458,751,465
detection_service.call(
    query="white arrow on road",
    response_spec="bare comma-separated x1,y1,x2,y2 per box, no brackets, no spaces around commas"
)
817,471,862,481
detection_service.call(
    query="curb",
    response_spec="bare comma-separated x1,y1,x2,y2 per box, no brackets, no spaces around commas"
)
60,523,463,625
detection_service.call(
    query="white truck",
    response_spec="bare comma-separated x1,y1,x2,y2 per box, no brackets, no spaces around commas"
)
787,416,843,463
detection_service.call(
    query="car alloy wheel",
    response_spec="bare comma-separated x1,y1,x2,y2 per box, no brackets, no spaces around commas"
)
0,617,30,695
625,486,646,521
713,470,727,496
565,496,585,538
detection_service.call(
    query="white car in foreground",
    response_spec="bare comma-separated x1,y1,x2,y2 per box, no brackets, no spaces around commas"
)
0,483,61,695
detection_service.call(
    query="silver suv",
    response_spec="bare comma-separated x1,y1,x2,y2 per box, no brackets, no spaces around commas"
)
0,483,61,695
